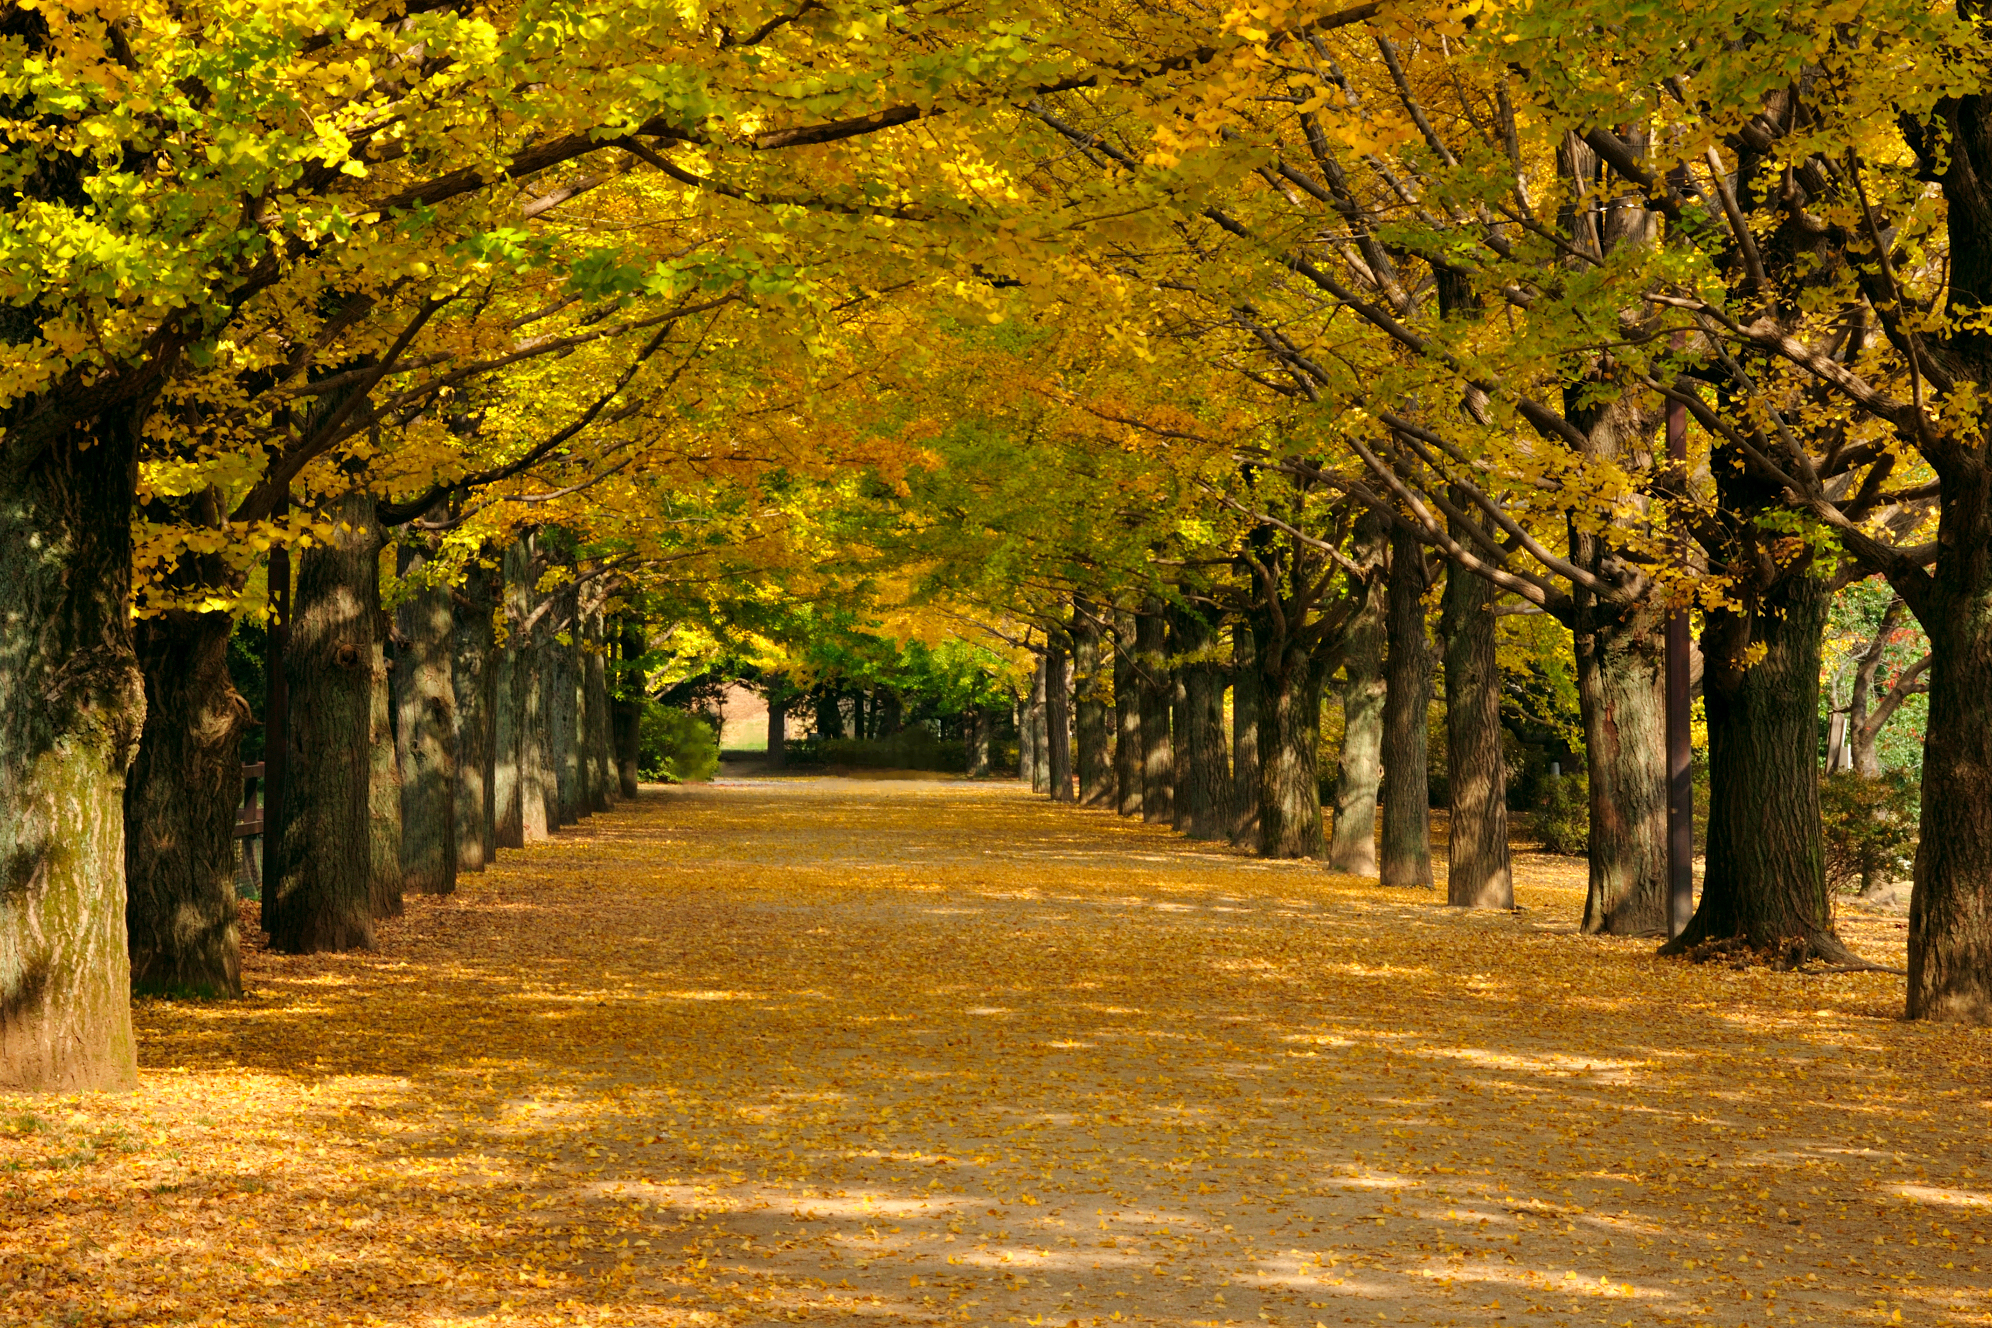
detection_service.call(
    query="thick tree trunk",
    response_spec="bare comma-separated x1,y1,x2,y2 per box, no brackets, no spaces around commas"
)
491,542,526,849
527,614,559,837
1380,532,1434,888
451,561,497,874
551,587,581,822
1256,633,1324,858
1230,623,1261,847
394,543,458,896
814,687,844,740
1114,608,1143,817
124,607,247,997
368,635,403,920
1329,569,1386,875
1667,571,1838,957
1172,606,1228,841
1074,602,1113,807
269,493,378,951
1026,658,1048,792
1137,598,1174,823
1170,663,1190,832
1440,560,1512,909
584,608,614,808
967,708,991,777
1574,607,1669,934
614,618,643,798
1046,638,1074,802
767,690,787,768
0,421,143,1091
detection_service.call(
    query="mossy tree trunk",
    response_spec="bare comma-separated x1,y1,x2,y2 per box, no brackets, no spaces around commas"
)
1439,555,1512,910
1380,530,1434,889
124,515,249,995
1574,602,1668,934
269,492,378,952
394,539,458,896
0,410,143,1091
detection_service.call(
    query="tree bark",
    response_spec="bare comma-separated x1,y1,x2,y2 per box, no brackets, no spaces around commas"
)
368,632,403,920
1573,606,1669,934
551,586,581,822
1328,556,1386,875
767,688,787,768
527,610,560,837
269,492,378,951
967,707,991,777
491,541,527,849
125,604,247,997
1114,608,1143,817
1170,656,1190,832
1025,658,1048,792
451,560,497,873
1074,600,1113,807
1380,531,1434,888
1439,559,1512,909
1046,637,1074,802
1137,598,1174,823
1172,605,1228,841
1667,570,1838,957
1255,627,1324,858
1230,623,1260,847
0,414,143,1091
614,618,643,798
583,607,614,808
394,541,458,895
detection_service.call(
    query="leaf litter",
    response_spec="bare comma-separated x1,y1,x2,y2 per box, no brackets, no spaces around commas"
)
2,775,1987,1327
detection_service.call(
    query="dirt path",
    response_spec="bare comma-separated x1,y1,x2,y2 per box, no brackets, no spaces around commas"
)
4,776,1988,1328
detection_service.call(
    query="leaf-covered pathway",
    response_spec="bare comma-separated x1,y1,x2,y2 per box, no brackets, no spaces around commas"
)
4,776,1988,1327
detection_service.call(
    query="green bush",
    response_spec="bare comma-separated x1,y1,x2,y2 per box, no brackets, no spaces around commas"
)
791,726,967,772
1535,772,1589,855
639,705,719,783
1820,771,1920,894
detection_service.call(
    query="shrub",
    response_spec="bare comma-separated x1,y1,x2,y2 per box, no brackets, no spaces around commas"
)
639,705,719,783
1535,772,1589,855
792,726,967,772
1819,771,1919,894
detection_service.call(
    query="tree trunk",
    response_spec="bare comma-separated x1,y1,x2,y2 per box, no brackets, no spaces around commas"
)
1074,601,1113,807
1574,607,1669,934
1170,661,1190,831
1231,623,1261,847
451,560,497,873
394,542,458,896
1137,598,1174,823
1256,631,1324,858
614,618,643,798
1380,531,1434,889
967,708,991,777
1329,570,1386,876
1172,606,1228,841
1114,609,1143,816
270,492,378,951
1667,570,1837,957
125,605,247,997
0,418,143,1091
492,541,527,849
1440,560,1512,909
369,633,403,920
814,687,844,740
1046,638,1074,802
767,689,788,768
551,586,581,822
1022,659,1045,791
584,608,614,808
528,615,560,837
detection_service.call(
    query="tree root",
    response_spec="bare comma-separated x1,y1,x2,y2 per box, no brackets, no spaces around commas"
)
1667,932,1905,976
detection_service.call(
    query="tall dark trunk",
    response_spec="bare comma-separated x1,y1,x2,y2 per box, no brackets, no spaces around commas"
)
551,586,581,822
269,492,378,951
1074,601,1113,807
878,690,903,736
1574,605,1669,933
967,707,991,777
1230,623,1261,846
0,413,143,1091
1170,660,1190,831
1046,638,1074,802
1329,551,1386,875
369,632,403,920
491,542,526,849
1114,609,1143,816
584,607,614,808
451,560,497,873
527,611,559,838
1023,659,1046,791
1137,598,1174,823
1172,606,1228,841
614,618,643,798
125,604,247,996
767,690,788,768
814,687,844,740
1439,559,1512,909
1380,532,1434,888
1667,568,1836,956
394,541,457,895
1255,630,1323,858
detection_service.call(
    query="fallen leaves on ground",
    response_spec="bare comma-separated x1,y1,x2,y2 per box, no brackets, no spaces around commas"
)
2,776,1987,1328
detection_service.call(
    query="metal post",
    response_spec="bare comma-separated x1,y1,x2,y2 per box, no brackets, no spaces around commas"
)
263,490,290,927
1665,395,1694,939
